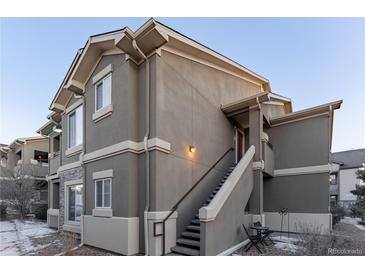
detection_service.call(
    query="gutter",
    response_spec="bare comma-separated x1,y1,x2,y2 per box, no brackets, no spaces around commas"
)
132,39,151,256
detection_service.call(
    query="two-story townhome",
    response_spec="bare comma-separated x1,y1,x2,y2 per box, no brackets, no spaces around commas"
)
0,136,49,212
38,18,342,256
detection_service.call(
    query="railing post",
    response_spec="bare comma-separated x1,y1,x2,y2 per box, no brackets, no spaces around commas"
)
162,221,166,256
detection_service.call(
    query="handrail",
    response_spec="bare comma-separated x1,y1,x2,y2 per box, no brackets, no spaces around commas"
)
199,145,255,222
154,147,234,255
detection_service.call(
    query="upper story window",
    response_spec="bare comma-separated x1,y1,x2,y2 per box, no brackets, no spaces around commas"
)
68,104,83,148
95,74,111,111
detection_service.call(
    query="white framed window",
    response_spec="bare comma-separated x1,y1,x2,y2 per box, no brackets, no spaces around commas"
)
68,104,83,148
95,74,111,111
95,178,112,208
67,184,83,224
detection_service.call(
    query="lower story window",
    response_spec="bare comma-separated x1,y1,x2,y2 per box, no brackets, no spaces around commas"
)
95,179,111,208
68,184,83,223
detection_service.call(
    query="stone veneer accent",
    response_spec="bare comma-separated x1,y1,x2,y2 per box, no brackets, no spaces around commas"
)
58,167,84,228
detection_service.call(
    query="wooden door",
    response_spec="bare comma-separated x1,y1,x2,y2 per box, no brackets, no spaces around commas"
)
237,130,244,161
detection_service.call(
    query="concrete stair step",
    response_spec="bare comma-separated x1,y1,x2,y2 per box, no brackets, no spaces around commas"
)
171,245,200,256
186,225,200,232
177,238,200,249
182,231,200,240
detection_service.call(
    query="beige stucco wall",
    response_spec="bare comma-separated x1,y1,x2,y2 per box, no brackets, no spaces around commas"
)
339,168,360,201
82,215,139,255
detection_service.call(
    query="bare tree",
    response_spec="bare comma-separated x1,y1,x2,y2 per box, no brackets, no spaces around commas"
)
0,164,44,219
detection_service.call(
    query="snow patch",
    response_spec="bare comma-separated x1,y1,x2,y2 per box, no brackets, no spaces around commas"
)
0,219,57,256
341,217,365,231
272,235,304,253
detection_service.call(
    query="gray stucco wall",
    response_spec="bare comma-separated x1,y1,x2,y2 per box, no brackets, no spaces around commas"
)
264,115,331,214
200,157,254,255
264,173,330,213
148,50,262,235
84,152,139,218
267,114,330,169
84,54,140,153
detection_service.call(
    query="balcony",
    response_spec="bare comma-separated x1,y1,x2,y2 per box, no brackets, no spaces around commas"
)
262,140,274,177
49,153,60,175
330,184,339,195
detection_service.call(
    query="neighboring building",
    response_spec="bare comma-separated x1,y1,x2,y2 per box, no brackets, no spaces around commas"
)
0,136,49,212
331,149,365,211
38,18,342,256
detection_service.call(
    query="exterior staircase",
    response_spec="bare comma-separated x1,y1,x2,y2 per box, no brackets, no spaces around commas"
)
170,165,236,256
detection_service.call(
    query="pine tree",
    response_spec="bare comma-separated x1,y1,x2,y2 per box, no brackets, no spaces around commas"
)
350,167,365,223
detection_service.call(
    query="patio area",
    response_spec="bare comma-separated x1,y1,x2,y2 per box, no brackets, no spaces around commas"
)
233,217,365,256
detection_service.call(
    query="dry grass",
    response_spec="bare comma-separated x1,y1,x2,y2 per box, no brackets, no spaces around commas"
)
62,232,79,256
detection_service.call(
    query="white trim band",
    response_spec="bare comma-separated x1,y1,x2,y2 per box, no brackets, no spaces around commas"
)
57,161,82,173
92,169,113,180
92,104,113,122
217,239,249,256
83,137,171,163
65,144,83,157
274,164,331,177
92,208,113,218
252,160,264,170
65,99,83,115
46,174,59,181
92,64,113,84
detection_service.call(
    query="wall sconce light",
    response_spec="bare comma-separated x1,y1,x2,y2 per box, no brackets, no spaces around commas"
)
189,145,196,153
53,126,62,133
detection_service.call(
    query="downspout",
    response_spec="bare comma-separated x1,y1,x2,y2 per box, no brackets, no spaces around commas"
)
81,94,86,246
256,96,263,215
132,39,150,256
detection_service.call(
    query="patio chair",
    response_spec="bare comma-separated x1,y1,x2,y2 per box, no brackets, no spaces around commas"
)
253,221,275,245
242,224,263,254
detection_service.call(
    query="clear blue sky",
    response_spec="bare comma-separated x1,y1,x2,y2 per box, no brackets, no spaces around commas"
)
0,18,364,152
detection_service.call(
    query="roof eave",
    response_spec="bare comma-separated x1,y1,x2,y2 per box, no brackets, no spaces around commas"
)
270,100,343,125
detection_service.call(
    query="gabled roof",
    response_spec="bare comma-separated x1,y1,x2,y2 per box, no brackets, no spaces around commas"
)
221,91,292,117
8,136,47,150
50,18,271,112
270,100,342,126
37,120,57,136
331,149,365,169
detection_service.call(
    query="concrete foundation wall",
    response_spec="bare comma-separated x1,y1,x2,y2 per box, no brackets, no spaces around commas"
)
264,212,332,234
83,215,139,255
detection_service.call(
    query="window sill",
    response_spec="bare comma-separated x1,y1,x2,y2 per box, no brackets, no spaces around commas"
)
92,208,113,218
92,104,113,123
65,144,83,157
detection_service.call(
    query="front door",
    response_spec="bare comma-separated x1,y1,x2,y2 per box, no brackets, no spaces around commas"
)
236,129,245,162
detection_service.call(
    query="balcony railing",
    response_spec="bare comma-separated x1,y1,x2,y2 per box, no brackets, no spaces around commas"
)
49,153,60,175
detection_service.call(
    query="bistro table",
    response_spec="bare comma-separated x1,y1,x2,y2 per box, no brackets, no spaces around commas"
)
250,225,270,245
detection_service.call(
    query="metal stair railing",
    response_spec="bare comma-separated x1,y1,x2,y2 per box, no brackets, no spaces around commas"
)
153,147,234,255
